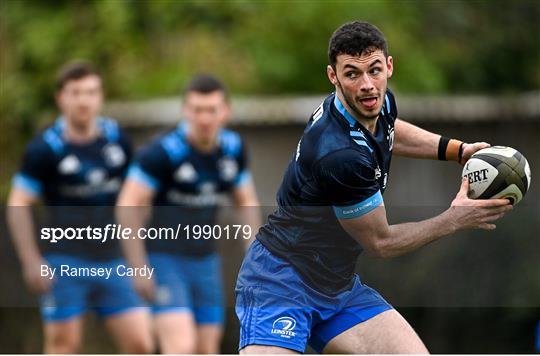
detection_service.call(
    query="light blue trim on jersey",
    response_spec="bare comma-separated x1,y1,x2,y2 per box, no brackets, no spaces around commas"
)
127,164,160,190
220,129,242,157
177,121,189,135
42,116,120,156
161,132,189,165
98,117,120,142
384,93,390,115
353,139,373,153
333,94,356,127
349,131,365,138
43,123,65,156
12,173,43,196
333,190,383,219
350,126,373,152
234,170,251,187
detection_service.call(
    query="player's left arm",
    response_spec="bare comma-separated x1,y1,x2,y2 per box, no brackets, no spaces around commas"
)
231,179,261,250
228,136,262,250
393,118,490,164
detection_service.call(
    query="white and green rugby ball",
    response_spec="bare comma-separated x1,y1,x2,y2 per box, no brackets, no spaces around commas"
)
462,146,531,205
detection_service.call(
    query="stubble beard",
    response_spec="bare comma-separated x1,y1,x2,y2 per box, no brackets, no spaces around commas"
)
336,79,381,121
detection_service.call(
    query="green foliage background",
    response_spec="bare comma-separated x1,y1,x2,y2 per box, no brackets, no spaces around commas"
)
1,0,539,198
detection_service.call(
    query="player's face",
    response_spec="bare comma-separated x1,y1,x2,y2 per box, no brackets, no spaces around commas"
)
56,75,103,128
327,50,393,121
182,91,230,144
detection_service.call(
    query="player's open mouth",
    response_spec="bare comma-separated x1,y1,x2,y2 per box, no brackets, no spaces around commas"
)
358,97,378,110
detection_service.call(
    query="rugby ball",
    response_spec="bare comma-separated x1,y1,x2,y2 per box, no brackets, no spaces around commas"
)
462,146,531,205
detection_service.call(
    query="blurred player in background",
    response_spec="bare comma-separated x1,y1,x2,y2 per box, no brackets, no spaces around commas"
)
235,21,513,354
117,74,261,353
6,62,153,353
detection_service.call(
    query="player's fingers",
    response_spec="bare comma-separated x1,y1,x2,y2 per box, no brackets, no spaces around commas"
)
147,286,156,302
480,204,513,217
140,282,155,302
34,278,49,295
482,212,506,222
472,198,511,207
457,177,469,197
478,223,496,230
475,142,491,150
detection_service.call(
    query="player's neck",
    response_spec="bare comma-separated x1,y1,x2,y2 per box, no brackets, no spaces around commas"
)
336,92,378,133
187,132,217,154
355,116,378,134
64,119,99,144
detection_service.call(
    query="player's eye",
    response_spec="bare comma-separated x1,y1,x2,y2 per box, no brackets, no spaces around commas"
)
345,72,357,79
370,67,382,75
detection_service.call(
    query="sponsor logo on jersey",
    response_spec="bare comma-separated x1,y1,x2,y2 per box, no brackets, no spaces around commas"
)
387,125,395,150
58,154,81,175
174,162,198,183
375,166,382,180
87,168,107,185
218,157,238,181
271,316,297,339
199,182,216,194
102,144,126,167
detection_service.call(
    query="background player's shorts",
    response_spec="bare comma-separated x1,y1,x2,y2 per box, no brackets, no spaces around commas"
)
235,240,392,353
149,252,225,324
40,254,144,322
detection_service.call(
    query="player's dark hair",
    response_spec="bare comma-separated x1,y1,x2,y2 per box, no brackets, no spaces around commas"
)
56,61,101,91
184,74,229,101
328,21,388,68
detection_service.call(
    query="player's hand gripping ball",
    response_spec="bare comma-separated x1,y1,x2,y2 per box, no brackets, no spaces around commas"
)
462,146,531,205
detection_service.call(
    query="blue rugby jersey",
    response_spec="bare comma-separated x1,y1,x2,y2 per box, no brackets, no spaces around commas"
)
257,90,398,294
13,117,132,260
128,123,250,256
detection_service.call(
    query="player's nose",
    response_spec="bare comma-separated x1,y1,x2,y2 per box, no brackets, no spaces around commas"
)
359,73,375,92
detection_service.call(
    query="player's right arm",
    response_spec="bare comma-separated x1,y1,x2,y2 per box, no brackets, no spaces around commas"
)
116,178,156,301
6,141,53,294
7,188,52,294
116,144,165,301
338,178,512,258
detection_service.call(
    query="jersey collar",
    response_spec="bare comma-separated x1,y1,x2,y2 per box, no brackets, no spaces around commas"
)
333,94,357,128
54,116,109,139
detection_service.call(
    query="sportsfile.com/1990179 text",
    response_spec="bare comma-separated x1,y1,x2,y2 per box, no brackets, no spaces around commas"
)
40,224,253,244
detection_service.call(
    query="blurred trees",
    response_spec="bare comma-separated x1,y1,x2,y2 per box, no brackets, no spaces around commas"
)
0,0,539,196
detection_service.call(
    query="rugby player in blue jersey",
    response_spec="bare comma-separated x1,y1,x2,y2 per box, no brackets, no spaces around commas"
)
6,62,152,353
235,21,513,354
117,74,261,353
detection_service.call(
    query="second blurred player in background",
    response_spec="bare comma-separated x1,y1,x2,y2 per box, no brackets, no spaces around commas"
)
6,62,153,353
117,74,261,353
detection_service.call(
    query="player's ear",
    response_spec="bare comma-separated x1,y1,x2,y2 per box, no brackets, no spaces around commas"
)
55,90,64,109
386,56,393,79
327,65,338,86
222,102,232,124
181,97,189,118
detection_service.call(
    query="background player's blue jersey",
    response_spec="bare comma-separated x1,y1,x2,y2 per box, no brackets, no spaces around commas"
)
13,117,132,260
257,90,398,294
128,123,250,256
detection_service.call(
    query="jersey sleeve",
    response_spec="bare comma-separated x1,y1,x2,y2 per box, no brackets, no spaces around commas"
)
220,130,251,188
12,138,56,197
314,148,383,219
127,141,169,191
117,127,133,175
232,137,251,188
